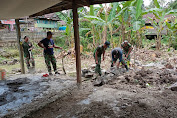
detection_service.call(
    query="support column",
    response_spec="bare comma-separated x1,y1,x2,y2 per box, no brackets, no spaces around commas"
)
72,1,81,87
15,19,25,74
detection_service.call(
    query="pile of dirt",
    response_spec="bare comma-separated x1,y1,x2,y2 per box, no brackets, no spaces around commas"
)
117,68,177,88
135,48,177,67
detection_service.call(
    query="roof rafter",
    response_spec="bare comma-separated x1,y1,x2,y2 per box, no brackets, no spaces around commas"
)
30,0,129,17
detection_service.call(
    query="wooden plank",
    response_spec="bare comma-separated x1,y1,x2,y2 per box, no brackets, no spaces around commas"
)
15,19,25,74
72,0,82,87
30,0,128,17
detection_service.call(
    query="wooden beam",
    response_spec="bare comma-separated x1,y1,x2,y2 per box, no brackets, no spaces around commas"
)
15,19,25,74
72,0,82,87
89,0,128,5
30,0,129,17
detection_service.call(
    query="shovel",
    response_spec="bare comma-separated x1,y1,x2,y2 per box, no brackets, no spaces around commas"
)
28,49,34,73
60,51,71,74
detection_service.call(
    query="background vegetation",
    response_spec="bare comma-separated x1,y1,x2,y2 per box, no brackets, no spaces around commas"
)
54,0,177,52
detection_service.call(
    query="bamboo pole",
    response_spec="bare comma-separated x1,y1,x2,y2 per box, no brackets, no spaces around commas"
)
15,19,25,74
72,0,81,87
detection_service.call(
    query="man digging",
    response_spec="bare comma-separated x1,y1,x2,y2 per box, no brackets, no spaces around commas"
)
93,41,110,76
22,36,35,73
38,31,62,75
111,47,128,71
121,40,132,68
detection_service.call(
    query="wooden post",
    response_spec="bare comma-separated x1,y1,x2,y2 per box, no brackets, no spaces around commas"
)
15,19,25,74
72,1,81,87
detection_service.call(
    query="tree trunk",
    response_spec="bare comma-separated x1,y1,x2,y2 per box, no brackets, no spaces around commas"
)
92,25,95,47
169,31,172,48
136,30,141,48
121,18,125,42
102,25,107,43
156,31,161,50
128,16,131,42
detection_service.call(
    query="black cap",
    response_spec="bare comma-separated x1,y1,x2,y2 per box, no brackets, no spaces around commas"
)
47,31,53,36
24,36,28,39
104,41,110,47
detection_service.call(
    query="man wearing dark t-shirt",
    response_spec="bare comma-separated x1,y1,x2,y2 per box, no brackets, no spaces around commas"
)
111,47,128,71
38,31,62,75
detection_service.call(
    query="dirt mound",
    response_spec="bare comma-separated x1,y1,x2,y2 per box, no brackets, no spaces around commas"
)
117,68,177,88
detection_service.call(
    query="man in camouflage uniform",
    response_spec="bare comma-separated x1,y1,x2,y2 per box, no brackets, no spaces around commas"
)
38,31,62,75
22,36,35,70
93,41,110,76
121,40,132,68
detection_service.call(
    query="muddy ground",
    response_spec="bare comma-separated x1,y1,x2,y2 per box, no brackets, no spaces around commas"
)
0,47,177,118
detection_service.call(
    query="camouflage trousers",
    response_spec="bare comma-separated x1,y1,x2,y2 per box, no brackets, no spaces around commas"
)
44,54,57,73
94,56,102,76
122,51,130,68
25,56,35,69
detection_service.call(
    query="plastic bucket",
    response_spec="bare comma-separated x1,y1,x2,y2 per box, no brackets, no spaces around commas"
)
0,69,6,80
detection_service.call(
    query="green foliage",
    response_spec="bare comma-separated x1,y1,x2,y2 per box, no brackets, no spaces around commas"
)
90,5,94,16
108,2,118,22
54,35,69,49
171,38,177,50
136,0,143,20
153,0,160,8
54,0,177,51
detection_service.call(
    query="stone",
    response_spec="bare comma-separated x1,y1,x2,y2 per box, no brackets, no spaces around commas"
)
107,73,114,77
82,69,90,77
102,69,110,75
168,82,177,91
93,76,104,86
165,63,174,69
2,61,7,65
82,69,90,74
85,73,94,78
151,53,157,58
125,75,130,82
91,64,96,69
110,68,126,75
12,68,21,73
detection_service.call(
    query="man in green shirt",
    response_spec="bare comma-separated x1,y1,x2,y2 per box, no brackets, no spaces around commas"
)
22,36,35,70
121,40,132,68
93,41,110,76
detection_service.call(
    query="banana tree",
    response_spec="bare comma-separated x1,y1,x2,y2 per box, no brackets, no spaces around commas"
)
114,0,136,46
56,11,73,48
142,0,177,50
84,3,119,47
128,0,145,48
166,21,177,48
56,8,87,48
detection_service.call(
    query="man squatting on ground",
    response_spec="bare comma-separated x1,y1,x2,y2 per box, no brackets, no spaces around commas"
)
93,41,110,76
111,47,128,71
22,36,35,71
38,31,62,75
121,40,132,68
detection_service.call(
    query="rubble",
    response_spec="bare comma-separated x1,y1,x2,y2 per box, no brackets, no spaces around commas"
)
165,63,174,69
85,73,94,78
168,82,177,91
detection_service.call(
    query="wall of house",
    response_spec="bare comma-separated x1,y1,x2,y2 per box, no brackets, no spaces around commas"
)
34,19,58,31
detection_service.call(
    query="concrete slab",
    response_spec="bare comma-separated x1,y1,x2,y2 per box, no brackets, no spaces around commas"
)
0,73,76,118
